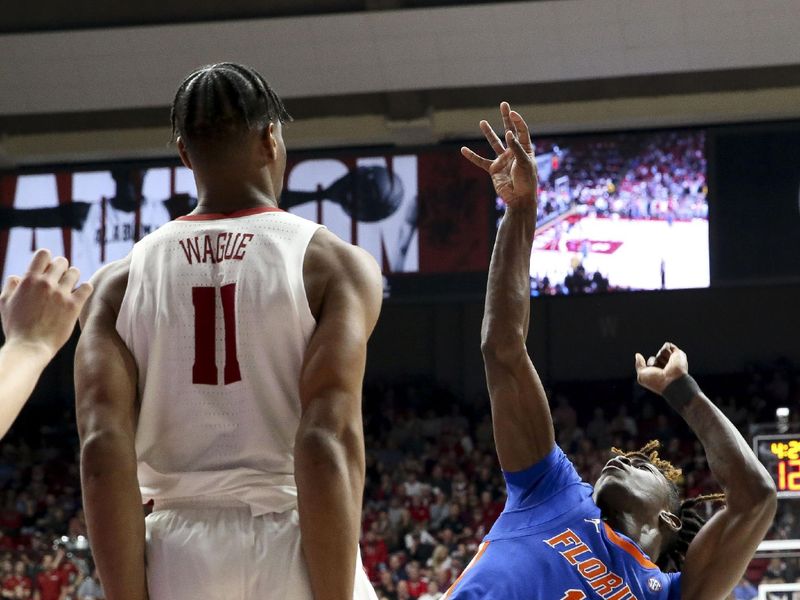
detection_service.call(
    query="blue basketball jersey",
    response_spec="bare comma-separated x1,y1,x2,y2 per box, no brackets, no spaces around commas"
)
445,447,681,600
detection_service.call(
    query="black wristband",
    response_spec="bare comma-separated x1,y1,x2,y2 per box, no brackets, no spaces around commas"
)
662,374,701,411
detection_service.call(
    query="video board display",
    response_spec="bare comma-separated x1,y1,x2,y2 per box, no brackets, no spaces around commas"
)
0,150,492,288
493,129,709,296
0,125,727,298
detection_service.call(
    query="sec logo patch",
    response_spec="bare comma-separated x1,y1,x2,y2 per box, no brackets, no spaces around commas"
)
648,578,662,592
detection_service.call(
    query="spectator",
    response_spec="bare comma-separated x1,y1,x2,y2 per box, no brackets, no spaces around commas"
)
33,554,64,600
609,404,637,438
418,580,442,600
75,568,103,600
405,562,428,598
731,576,757,600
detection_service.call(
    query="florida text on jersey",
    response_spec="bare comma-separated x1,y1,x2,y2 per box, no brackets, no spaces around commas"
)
444,448,680,600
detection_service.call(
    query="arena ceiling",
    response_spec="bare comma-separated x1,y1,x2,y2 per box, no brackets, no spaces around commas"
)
1,0,799,164
2,0,522,34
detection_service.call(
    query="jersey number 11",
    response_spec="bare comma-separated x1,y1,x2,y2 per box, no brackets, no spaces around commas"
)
192,284,242,385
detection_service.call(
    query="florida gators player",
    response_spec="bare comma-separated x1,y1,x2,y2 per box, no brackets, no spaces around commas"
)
452,102,777,600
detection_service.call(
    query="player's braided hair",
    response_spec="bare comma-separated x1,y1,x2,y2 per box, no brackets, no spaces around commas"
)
170,63,291,145
611,440,725,572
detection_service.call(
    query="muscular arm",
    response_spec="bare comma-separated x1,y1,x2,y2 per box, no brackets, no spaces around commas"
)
464,103,553,472
481,204,553,471
75,258,147,600
295,231,383,600
636,344,776,600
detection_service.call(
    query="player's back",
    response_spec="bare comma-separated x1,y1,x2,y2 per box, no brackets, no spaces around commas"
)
116,206,321,515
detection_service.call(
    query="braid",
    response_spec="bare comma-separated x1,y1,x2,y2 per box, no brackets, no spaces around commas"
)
660,493,726,572
611,440,682,483
612,441,726,572
170,62,292,145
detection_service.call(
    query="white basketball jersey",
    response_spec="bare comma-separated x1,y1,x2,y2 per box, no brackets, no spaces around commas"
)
116,207,322,516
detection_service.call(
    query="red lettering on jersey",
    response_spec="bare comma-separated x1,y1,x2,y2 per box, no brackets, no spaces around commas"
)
233,233,254,260
180,232,255,265
545,529,581,549
562,543,591,565
224,233,240,260
179,237,201,264
216,233,227,263
606,584,635,600
576,558,606,579
192,286,218,384
220,283,241,384
202,235,215,263
589,573,623,596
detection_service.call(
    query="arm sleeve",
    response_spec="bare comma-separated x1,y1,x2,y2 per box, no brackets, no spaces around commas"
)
665,571,681,600
502,446,585,512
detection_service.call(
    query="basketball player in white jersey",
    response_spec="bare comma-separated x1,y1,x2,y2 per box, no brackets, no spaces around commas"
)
0,249,91,439
75,63,383,600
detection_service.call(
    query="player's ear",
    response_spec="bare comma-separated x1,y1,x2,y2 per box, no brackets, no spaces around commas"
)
262,123,278,161
176,137,193,170
659,510,682,533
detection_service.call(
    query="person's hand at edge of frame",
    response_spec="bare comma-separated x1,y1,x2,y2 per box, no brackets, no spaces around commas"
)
0,248,93,360
634,342,690,397
460,101,539,211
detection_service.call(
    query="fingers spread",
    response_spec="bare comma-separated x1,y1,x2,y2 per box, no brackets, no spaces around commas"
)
500,101,516,136
505,130,531,165
26,249,52,275
510,110,533,153
480,120,505,156
461,147,492,172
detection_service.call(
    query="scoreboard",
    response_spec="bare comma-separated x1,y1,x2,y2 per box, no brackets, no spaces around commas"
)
753,434,800,498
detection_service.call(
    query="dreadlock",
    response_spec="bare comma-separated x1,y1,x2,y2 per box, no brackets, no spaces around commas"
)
170,63,292,146
611,440,725,572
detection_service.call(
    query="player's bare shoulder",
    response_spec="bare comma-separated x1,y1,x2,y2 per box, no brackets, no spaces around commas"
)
79,255,132,328
303,229,382,322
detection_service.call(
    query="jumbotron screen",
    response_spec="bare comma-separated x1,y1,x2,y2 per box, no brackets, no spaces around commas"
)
0,149,491,288
497,128,709,296
0,127,707,297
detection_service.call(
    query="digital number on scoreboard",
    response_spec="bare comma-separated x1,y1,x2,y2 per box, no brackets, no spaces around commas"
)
753,434,800,498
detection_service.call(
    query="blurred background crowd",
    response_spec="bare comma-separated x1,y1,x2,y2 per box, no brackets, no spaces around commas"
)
0,359,796,600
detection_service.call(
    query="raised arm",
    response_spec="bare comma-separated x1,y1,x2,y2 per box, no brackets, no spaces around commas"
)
462,103,554,472
0,249,92,439
295,231,383,600
74,257,147,600
635,343,777,600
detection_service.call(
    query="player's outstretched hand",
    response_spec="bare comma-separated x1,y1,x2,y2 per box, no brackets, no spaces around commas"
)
461,102,538,210
634,342,690,397
0,249,93,359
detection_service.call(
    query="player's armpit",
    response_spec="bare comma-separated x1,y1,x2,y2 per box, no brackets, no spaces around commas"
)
679,490,776,600
75,258,148,600
296,236,383,600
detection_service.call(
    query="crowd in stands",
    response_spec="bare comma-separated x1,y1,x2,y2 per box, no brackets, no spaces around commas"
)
530,130,708,225
0,360,797,599
531,263,619,296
